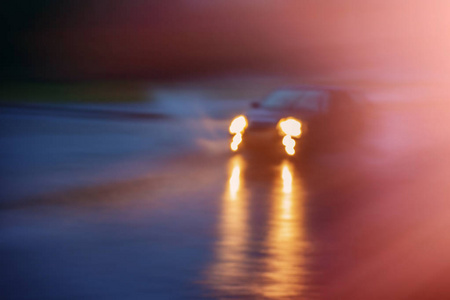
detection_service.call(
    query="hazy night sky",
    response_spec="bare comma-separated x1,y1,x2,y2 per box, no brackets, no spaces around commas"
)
2,0,450,81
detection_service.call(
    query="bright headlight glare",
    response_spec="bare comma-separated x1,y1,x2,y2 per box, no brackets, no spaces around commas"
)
229,115,247,134
230,133,242,151
282,135,296,156
282,135,295,147
278,118,302,138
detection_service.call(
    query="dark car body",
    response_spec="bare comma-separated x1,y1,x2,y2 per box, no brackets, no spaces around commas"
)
232,86,366,155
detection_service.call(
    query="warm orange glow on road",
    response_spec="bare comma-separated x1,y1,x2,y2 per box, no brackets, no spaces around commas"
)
206,155,251,296
282,165,293,194
229,160,241,200
207,158,310,298
262,160,309,298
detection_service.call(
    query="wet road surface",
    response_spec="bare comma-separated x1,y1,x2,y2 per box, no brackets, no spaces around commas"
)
2,98,450,299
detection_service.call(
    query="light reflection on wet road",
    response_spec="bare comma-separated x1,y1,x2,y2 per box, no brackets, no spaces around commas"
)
261,161,308,299
205,155,312,299
2,100,450,299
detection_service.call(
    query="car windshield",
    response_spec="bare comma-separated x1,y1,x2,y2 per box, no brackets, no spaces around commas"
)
261,90,325,111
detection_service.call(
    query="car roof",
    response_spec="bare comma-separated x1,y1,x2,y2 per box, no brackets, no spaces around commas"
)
263,85,360,103
267,85,350,94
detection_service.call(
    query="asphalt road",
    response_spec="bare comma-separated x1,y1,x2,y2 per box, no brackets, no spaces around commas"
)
1,92,450,299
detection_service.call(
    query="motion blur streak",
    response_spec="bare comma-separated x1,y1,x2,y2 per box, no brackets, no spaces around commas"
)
261,160,309,299
206,155,253,296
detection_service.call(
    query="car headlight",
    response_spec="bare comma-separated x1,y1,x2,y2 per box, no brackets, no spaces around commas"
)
229,115,247,151
230,133,243,151
229,115,247,134
278,118,302,138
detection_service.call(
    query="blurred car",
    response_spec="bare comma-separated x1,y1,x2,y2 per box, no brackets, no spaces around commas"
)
229,86,366,156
